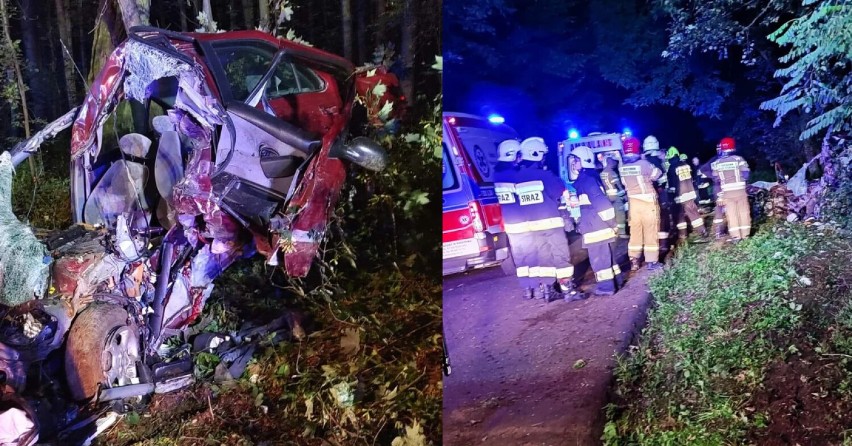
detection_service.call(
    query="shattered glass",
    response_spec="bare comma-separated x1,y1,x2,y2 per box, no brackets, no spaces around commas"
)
0,152,49,306
123,40,193,103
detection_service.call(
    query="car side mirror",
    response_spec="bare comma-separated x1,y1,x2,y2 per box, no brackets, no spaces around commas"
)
330,137,388,171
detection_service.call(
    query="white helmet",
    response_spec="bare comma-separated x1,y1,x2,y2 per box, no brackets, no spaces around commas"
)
643,135,660,153
520,137,548,162
570,146,595,169
497,139,521,162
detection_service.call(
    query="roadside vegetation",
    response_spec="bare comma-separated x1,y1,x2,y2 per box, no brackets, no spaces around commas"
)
604,220,852,445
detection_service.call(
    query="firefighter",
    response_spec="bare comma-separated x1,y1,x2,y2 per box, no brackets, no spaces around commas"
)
666,146,709,242
567,146,622,295
599,154,628,238
493,138,583,301
711,137,751,242
700,144,727,239
620,137,664,271
642,135,672,261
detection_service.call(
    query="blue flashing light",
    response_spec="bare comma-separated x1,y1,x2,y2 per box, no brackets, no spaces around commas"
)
568,129,580,139
487,114,505,124
623,127,632,136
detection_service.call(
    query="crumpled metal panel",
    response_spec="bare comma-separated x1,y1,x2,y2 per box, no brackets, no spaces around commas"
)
71,43,126,159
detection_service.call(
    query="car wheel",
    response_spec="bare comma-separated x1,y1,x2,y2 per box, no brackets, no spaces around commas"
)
65,304,141,401
501,248,517,276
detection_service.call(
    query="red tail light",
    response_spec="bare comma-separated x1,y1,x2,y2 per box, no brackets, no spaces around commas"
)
468,201,484,232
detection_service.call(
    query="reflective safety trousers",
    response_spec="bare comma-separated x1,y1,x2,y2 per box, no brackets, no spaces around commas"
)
508,228,575,288
627,198,660,263
722,190,751,240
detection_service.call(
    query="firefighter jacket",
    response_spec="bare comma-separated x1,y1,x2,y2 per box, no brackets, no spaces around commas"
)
699,155,721,199
493,162,566,235
646,155,670,205
572,168,617,246
599,158,625,201
619,158,662,203
666,156,698,203
711,154,750,194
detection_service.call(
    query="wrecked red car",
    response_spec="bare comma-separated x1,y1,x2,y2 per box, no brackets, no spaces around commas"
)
0,26,386,444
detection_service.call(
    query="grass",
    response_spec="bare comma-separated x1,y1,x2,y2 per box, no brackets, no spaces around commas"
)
605,220,852,445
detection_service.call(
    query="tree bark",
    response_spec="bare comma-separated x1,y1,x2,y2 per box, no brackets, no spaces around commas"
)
88,0,122,84
116,0,150,30
178,0,188,31
258,0,269,31
400,0,415,105
341,0,352,60
241,0,254,29
19,0,50,121
54,0,79,107
355,0,367,64
375,0,385,46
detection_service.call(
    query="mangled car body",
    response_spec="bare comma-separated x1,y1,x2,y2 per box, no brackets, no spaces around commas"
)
0,26,386,443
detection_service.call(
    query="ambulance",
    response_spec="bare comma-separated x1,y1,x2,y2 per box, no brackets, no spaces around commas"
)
557,132,625,186
442,112,517,276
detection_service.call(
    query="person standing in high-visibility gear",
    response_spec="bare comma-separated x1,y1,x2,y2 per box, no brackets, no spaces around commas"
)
620,137,664,271
711,137,751,242
599,154,628,238
493,138,583,301
642,135,672,262
567,146,622,295
700,144,727,239
666,146,709,242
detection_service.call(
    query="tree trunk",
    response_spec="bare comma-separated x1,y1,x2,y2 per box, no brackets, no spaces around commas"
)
258,0,269,31
19,0,50,121
0,0,36,176
355,0,366,64
116,0,150,30
54,0,79,107
400,0,415,105
241,0,254,29
341,0,352,60
88,0,122,84
178,0,188,31
375,0,385,46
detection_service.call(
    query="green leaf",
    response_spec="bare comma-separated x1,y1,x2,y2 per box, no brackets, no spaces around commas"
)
371,83,387,98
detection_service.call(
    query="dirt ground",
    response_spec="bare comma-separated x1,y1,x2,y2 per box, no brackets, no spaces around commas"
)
443,239,659,446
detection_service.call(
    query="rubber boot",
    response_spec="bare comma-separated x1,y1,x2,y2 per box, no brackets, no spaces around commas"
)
615,273,625,290
559,279,587,302
540,283,553,302
630,257,641,272
646,261,663,271
593,281,616,296
692,231,710,244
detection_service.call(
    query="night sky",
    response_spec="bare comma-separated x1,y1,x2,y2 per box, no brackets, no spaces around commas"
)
444,0,753,166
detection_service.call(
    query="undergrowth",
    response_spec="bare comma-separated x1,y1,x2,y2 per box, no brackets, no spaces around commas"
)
604,220,852,445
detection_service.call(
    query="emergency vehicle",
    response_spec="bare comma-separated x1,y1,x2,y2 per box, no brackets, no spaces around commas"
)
442,112,517,276
558,132,625,187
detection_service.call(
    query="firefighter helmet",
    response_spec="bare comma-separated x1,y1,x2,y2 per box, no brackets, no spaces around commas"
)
520,137,548,162
680,153,688,162
497,139,521,162
570,146,595,169
719,137,736,153
643,135,660,153
623,137,641,157
666,146,680,160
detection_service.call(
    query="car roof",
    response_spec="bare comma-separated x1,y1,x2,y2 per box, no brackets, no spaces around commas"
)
187,30,350,66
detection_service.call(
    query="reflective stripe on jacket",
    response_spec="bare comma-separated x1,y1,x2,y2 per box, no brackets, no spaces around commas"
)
619,159,661,202
712,154,750,193
572,168,617,246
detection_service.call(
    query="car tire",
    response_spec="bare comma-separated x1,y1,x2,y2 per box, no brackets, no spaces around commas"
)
501,248,517,276
65,303,141,401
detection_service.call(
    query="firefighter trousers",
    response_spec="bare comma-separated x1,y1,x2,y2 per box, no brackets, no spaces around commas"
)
723,191,751,240
713,198,727,237
673,199,706,237
609,197,627,237
587,241,620,293
508,228,574,289
627,198,660,263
